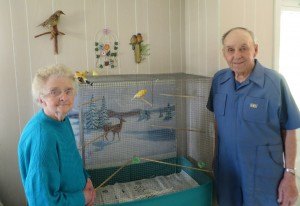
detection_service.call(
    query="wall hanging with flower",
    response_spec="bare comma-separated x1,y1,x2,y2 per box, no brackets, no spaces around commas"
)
95,28,119,69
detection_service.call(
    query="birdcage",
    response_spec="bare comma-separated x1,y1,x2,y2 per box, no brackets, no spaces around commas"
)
69,73,214,206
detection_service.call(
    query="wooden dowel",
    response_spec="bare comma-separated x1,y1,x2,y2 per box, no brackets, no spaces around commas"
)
160,93,204,98
140,98,152,107
139,157,212,173
95,160,132,191
83,134,105,149
150,124,202,133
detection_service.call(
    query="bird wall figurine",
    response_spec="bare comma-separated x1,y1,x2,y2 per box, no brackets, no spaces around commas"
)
129,33,149,63
74,71,94,86
130,33,142,63
34,10,65,54
38,10,65,29
130,35,137,50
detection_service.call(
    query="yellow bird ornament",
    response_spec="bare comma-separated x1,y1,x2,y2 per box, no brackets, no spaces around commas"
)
74,71,93,86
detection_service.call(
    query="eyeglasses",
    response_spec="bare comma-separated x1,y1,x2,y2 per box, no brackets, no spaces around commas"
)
43,88,75,98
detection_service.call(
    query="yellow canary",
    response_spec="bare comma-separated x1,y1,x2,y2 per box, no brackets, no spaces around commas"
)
132,89,147,99
131,89,152,106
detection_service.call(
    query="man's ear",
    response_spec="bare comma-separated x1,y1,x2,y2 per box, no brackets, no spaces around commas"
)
222,48,226,58
254,44,258,57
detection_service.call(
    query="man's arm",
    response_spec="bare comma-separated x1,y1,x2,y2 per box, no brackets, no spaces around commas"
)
212,120,218,174
278,129,298,206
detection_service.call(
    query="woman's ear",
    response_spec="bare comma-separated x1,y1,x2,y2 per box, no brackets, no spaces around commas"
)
38,97,46,106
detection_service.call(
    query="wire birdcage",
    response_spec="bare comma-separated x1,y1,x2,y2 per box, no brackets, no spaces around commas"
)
70,73,214,205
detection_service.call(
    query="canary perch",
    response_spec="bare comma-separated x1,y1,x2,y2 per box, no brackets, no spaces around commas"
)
138,157,212,173
150,124,203,133
95,159,132,190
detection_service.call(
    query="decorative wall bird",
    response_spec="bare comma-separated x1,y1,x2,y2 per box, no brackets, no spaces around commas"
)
130,35,137,50
74,71,93,86
136,33,143,43
129,33,149,63
38,10,65,29
34,10,65,54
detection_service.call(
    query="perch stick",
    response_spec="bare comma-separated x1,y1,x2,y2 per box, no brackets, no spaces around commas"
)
139,157,212,173
140,98,152,107
95,160,132,191
160,93,204,98
34,31,52,38
80,133,105,150
77,134,104,151
54,30,58,54
150,124,203,133
52,25,63,54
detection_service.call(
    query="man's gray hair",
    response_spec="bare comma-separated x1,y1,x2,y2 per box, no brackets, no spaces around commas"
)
32,64,76,106
222,27,256,45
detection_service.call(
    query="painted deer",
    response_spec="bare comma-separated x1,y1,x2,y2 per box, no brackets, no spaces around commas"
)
103,118,126,141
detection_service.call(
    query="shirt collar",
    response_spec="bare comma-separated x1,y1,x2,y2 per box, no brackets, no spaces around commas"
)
248,60,265,88
220,59,265,88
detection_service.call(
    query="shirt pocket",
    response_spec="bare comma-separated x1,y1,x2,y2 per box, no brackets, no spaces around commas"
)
213,93,227,116
243,96,268,123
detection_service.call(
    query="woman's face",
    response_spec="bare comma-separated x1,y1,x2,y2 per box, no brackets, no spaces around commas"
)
40,76,75,121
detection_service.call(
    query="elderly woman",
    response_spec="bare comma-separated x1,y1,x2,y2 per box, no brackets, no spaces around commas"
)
18,65,95,206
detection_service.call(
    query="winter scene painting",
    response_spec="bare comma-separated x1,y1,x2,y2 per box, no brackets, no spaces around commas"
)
69,77,180,170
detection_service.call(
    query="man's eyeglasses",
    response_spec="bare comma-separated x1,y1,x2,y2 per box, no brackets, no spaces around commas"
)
43,88,75,98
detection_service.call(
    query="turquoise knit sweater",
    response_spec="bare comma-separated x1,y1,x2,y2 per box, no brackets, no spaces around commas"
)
18,110,87,206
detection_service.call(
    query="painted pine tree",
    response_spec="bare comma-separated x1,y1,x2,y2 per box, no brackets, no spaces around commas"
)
138,110,151,121
99,96,110,129
164,103,173,121
85,95,99,129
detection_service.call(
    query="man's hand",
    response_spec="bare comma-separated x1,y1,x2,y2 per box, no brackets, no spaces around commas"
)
278,172,298,206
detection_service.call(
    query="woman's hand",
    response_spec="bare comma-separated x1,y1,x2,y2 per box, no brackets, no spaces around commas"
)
84,178,96,206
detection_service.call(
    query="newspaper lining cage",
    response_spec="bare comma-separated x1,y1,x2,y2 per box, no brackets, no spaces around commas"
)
70,73,214,206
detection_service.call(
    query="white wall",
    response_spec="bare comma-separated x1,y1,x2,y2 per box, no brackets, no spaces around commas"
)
0,0,276,205
184,0,219,76
184,0,274,76
219,0,274,69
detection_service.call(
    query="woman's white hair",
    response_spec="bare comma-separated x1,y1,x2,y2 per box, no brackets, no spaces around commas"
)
32,64,76,106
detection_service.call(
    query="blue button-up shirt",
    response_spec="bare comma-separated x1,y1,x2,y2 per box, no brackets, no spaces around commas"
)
207,60,300,205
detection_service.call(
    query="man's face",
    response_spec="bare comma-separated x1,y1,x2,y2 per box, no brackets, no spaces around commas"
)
222,29,258,75
40,76,75,121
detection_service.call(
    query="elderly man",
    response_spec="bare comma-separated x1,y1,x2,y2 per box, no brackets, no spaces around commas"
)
207,27,300,205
